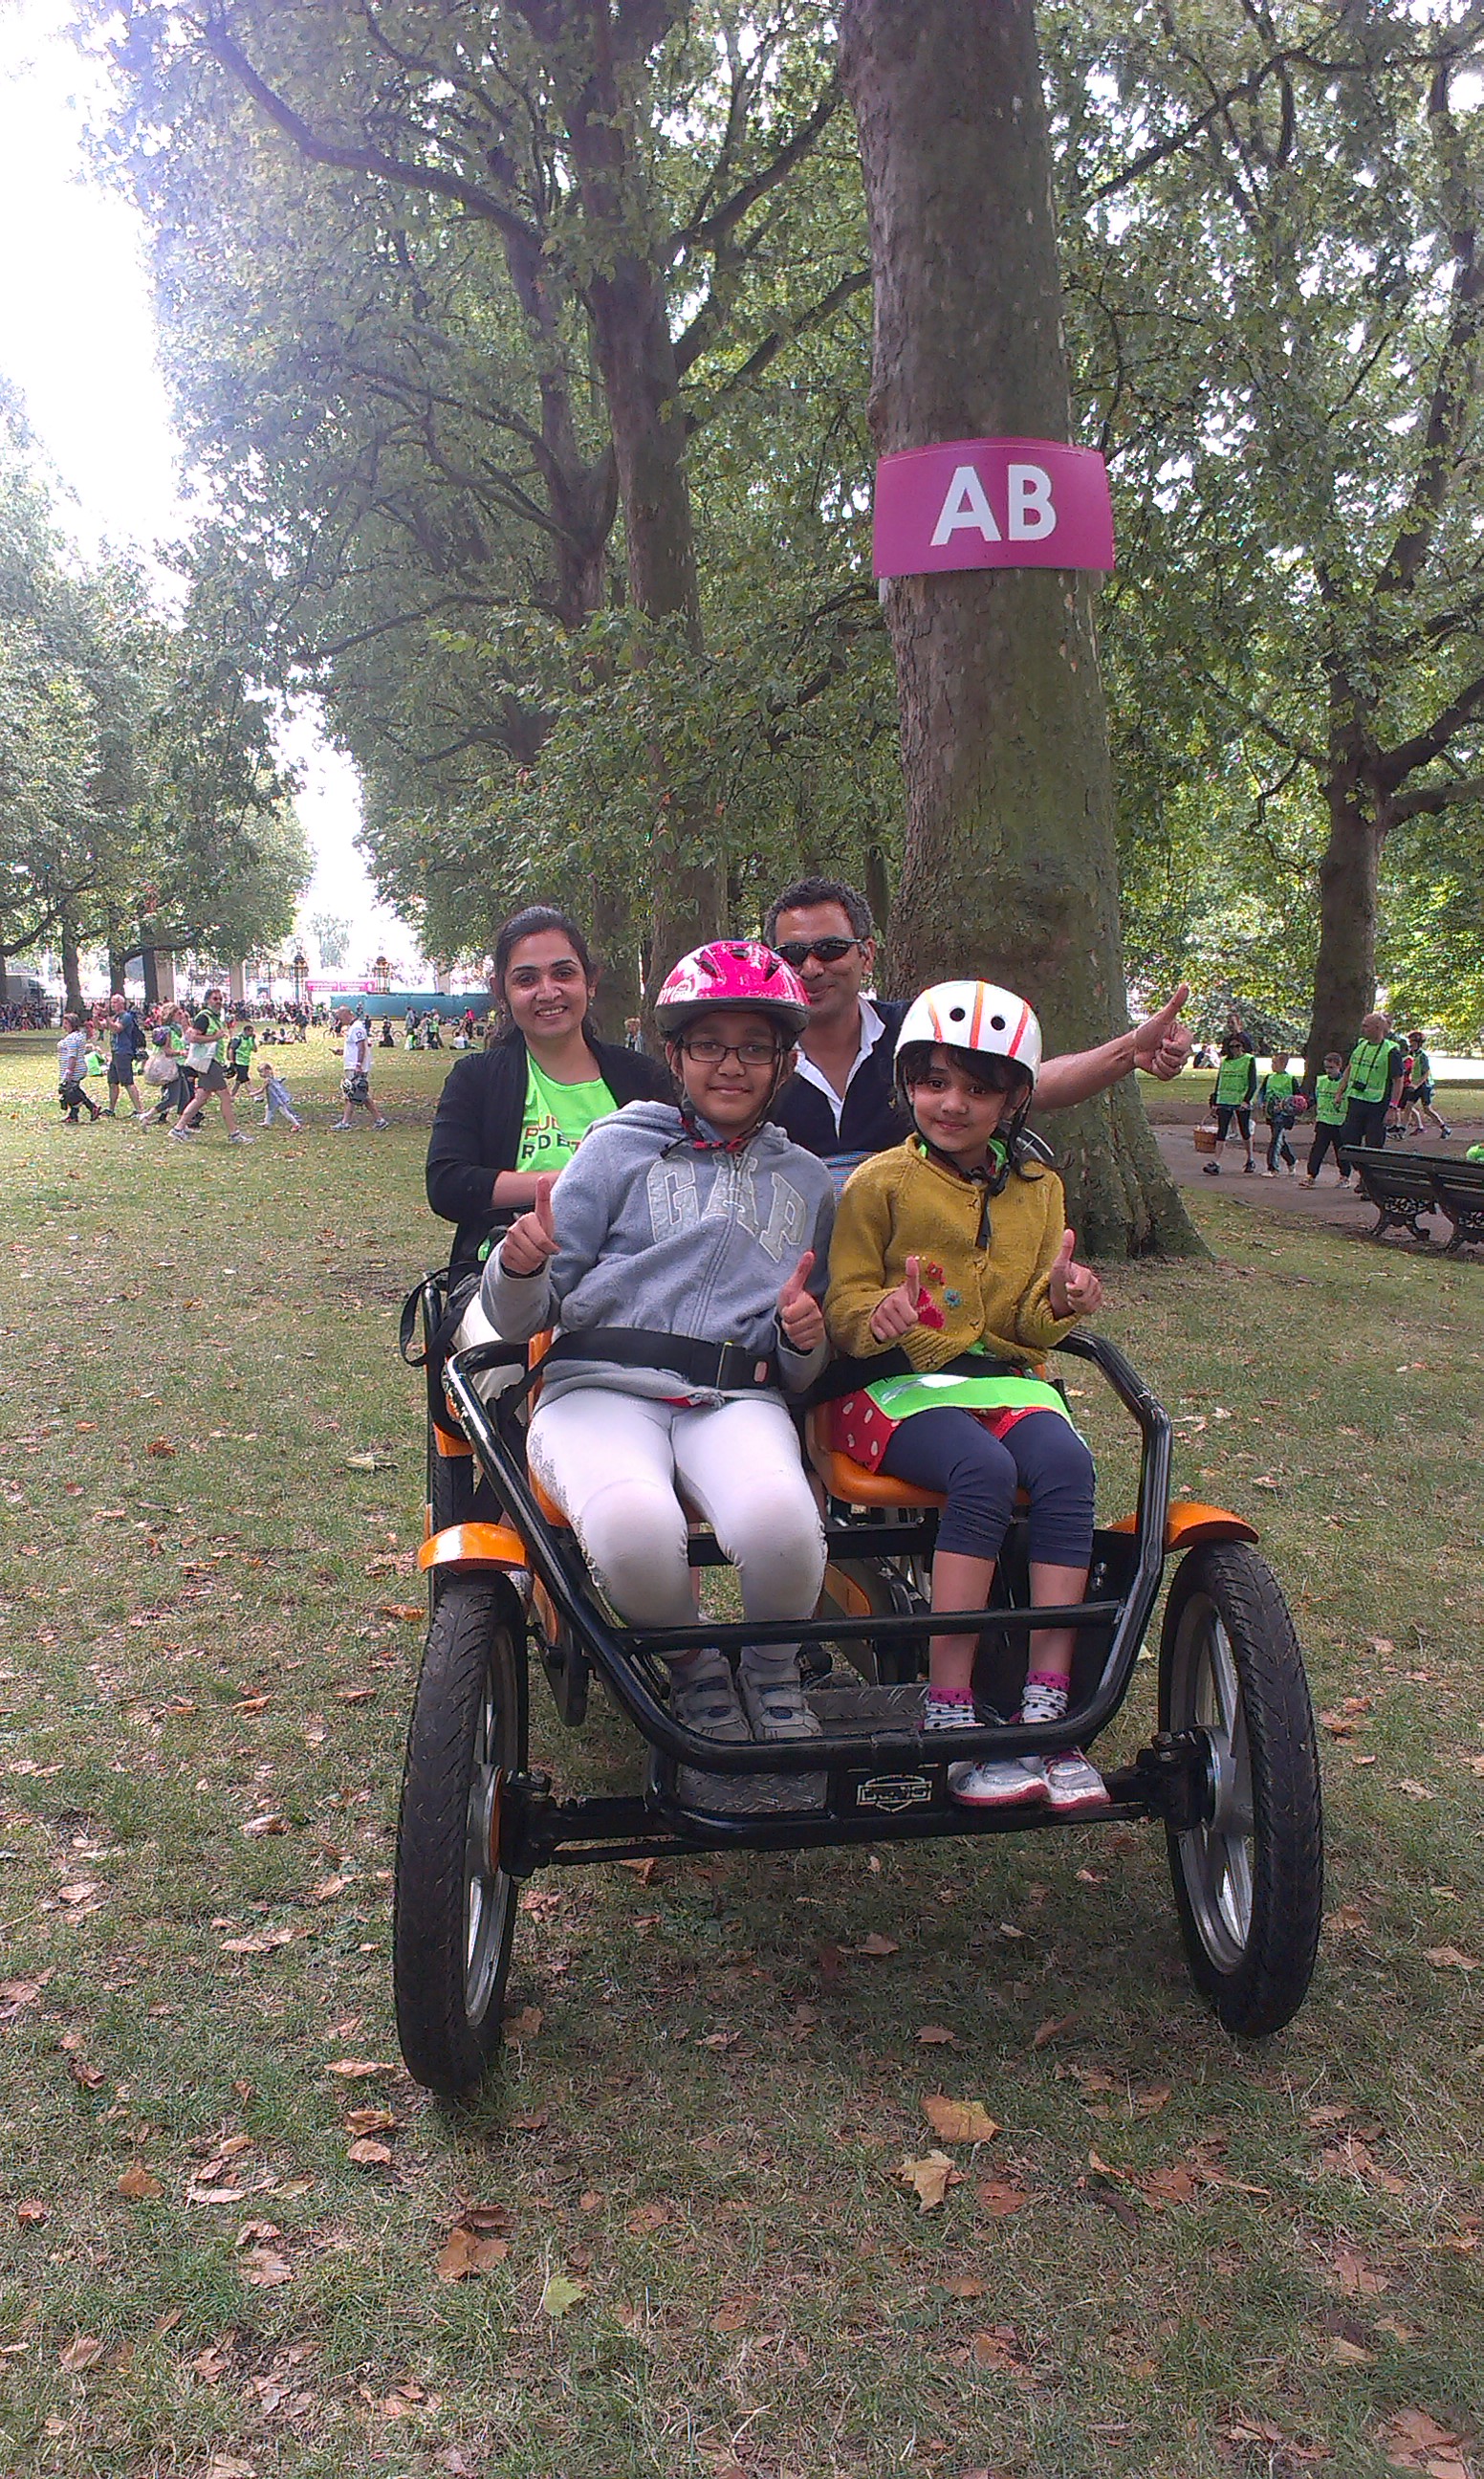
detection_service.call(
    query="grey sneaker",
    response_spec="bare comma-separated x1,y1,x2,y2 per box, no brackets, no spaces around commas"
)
229,1131,254,1146
738,1659,821,1741
671,1656,751,1812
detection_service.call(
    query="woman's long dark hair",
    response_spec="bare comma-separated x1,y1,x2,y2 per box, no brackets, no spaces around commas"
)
491,905,600,1042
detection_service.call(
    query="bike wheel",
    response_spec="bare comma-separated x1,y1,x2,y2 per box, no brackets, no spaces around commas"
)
394,1580,528,2095
1158,1543,1321,2038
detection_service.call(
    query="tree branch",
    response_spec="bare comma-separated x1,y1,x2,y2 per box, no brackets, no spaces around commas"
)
1387,770,1484,823
197,18,541,252
673,75,842,255
1379,665,1484,789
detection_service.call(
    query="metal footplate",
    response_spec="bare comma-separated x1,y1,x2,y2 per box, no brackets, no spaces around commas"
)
651,1678,954,1825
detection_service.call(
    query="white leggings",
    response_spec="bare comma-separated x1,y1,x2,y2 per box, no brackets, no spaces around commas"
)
527,1388,825,1633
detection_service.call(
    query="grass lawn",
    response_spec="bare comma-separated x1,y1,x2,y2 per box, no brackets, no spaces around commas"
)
1138,1067,1484,1131
0,1035,1480,2479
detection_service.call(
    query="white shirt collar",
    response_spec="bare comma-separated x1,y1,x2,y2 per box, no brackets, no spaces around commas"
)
791,995,886,1131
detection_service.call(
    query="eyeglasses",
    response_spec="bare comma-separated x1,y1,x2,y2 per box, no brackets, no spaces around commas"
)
774,937,862,968
680,1036,780,1066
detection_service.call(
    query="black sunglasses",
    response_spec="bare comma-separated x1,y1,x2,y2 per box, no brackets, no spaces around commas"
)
774,936,862,968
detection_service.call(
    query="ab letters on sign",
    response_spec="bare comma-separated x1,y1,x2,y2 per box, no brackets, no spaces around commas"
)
873,437,1115,580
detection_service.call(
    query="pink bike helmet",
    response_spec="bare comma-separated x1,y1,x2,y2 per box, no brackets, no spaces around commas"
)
653,939,810,1039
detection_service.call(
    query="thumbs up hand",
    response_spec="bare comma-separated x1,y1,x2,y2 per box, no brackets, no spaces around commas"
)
501,1173,561,1276
1132,983,1192,1081
776,1249,823,1351
871,1253,927,1343
1048,1227,1102,1318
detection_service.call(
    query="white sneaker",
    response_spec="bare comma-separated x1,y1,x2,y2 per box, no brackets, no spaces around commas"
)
229,1131,253,1146
1041,1747,1111,1816
949,1753,1048,1810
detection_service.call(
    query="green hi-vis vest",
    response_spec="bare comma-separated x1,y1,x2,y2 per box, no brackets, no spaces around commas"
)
1346,1038,1394,1105
1261,1070,1297,1114
1315,1074,1345,1126
1214,1053,1254,1105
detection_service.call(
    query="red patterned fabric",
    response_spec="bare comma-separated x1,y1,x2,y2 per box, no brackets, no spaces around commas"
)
826,1388,1037,1474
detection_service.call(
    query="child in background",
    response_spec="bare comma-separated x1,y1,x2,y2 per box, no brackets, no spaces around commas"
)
229,1017,256,1089
1256,1050,1300,1176
1302,1053,1349,1185
257,1059,303,1130
138,1027,183,1126
56,1014,100,1122
1403,1033,1451,1141
824,981,1107,1815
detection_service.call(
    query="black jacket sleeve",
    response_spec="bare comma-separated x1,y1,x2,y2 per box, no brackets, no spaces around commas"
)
425,1044,522,1229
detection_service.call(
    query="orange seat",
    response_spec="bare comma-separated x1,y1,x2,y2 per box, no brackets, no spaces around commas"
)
804,1412,943,1510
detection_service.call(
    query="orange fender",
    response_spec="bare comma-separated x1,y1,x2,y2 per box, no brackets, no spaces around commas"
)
418,1522,530,1574
1106,1502,1259,1550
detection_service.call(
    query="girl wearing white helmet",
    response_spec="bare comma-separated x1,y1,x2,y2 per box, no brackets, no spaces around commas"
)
824,981,1110,1814
483,940,836,1807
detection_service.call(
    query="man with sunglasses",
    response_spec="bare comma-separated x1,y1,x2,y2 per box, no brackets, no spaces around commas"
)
763,876,1190,1183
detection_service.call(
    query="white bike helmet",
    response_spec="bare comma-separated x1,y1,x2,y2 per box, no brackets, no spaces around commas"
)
894,981,1042,1087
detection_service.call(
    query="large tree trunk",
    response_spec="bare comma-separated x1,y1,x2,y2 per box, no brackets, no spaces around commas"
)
1309,767,1382,1077
61,918,83,1018
840,0,1195,1256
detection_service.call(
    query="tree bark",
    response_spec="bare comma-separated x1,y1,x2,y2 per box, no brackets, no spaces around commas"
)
61,918,82,1017
840,0,1196,1256
1309,779,1381,1072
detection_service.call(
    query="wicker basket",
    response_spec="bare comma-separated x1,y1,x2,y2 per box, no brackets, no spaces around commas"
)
1192,1120,1220,1155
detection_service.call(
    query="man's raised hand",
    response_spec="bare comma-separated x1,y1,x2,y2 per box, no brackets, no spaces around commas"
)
1132,982,1191,1082
501,1173,560,1276
870,1253,925,1343
776,1249,823,1352
1048,1227,1102,1319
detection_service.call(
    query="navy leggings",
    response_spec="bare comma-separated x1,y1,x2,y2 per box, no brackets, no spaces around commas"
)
879,1407,1096,1568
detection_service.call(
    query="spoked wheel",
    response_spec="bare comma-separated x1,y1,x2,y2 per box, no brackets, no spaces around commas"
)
1159,1543,1322,2038
394,1579,528,2095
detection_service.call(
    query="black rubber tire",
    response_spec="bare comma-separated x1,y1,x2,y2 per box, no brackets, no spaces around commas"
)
394,1580,528,2096
1158,1542,1322,2038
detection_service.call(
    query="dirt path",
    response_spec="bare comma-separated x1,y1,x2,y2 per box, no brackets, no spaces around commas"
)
1152,1123,1475,1243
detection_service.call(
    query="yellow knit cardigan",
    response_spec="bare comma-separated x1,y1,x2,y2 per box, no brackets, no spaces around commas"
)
825,1139,1078,1371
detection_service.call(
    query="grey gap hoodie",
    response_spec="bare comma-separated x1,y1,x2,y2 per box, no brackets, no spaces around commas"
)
480,1100,834,1406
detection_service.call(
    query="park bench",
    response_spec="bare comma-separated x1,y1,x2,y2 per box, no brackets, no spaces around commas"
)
1339,1148,1440,1244
1430,1156,1484,1254
1340,1148,1484,1252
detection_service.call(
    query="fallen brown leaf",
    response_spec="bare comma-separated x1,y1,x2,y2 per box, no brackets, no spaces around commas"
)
116,2163,164,2201
325,2059,398,2077
240,2248,294,2287
378,1603,425,1623
1032,2013,1076,2049
1424,1945,1479,1972
436,2226,509,2281
15,2201,47,2227
923,2095,999,2144
976,2180,1031,2217
917,2024,957,2045
1331,2248,1385,2297
347,2139,392,2166
58,2335,105,2372
504,2005,543,2038
144,1439,175,1458
240,1813,286,1837
345,2108,397,2138
943,2274,987,2297
896,2150,960,2210
857,1932,900,1957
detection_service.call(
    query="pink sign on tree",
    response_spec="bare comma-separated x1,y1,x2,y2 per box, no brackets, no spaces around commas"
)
873,437,1115,579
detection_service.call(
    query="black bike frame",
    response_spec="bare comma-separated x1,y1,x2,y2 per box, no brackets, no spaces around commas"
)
439,1327,1171,1777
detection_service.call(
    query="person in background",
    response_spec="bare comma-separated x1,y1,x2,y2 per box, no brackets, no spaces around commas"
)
333,1007,387,1130
138,1027,184,1126
104,993,146,1119
1402,1031,1451,1141
1256,1049,1300,1176
1338,1012,1406,1154
257,1057,303,1131
761,876,1192,1191
228,1015,256,1092
1301,1052,1349,1186
56,1012,99,1123
171,993,251,1144
1203,1032,1256,1175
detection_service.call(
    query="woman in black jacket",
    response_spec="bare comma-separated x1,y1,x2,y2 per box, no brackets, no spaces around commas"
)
426,906,671,1283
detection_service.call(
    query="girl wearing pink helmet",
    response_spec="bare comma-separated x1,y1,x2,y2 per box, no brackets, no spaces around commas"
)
482,941,835,1806
824,980,1109,1815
